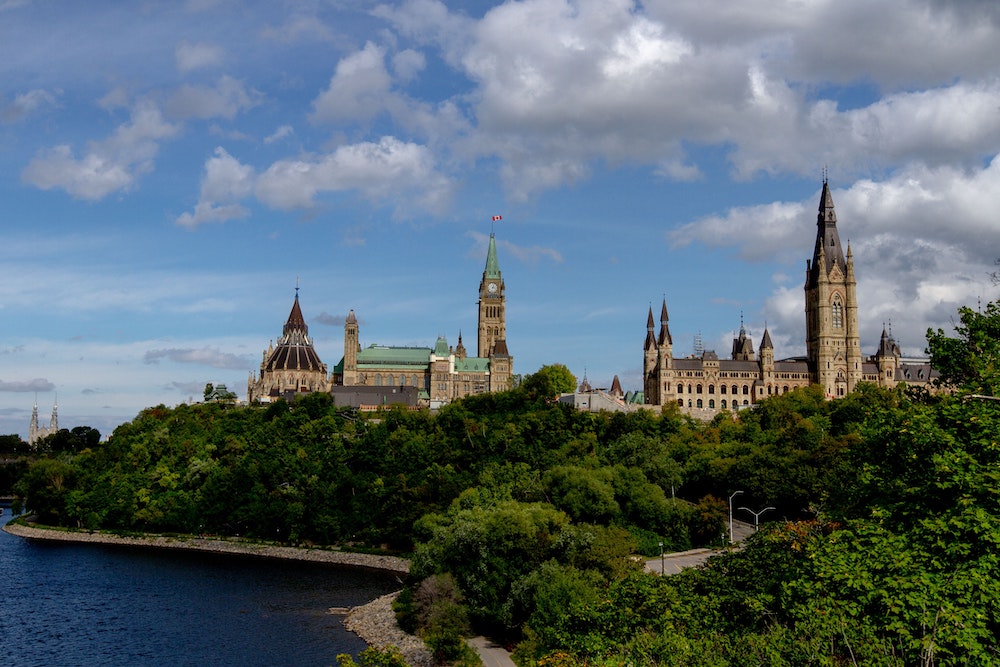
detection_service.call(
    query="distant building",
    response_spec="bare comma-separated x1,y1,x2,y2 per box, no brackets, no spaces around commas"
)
642,180,938,419
248,233,514,408
28,397,58,447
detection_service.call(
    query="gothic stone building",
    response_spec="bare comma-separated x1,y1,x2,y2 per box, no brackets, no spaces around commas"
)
643,180,936,417
248,233,513,408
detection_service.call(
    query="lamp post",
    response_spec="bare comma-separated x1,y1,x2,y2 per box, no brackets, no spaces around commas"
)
728,490,743,545
659,541,664,575
739,505,775,531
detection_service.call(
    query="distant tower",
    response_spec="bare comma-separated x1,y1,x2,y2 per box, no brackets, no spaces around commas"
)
478,233,507,358
342,309,359,386
804,178,862,397
28,395,58,447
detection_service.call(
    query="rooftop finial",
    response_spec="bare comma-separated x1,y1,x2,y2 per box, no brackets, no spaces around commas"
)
295,276,300,299
822,165,828,184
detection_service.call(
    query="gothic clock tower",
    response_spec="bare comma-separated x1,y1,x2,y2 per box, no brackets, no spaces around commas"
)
478,233,506,358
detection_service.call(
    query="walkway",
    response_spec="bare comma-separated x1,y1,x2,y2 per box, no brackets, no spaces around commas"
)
644,519,755,575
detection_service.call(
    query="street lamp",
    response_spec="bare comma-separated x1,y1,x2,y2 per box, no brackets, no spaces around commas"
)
739,505,775,531
728,490,743,545
659,541,664,575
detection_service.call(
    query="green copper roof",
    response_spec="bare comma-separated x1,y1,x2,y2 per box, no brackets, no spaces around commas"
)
433,336,450,356
484,233,501,279
454,357,490,372
357,345,432,368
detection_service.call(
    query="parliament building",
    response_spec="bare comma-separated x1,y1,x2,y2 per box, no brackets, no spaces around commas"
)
247,233,513,408
643,180,937,418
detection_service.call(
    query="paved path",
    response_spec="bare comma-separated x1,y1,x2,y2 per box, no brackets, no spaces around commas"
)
644,519,756,575
469,636,517,667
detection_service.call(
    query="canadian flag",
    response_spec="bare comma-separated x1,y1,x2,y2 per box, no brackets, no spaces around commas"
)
491,215,502,221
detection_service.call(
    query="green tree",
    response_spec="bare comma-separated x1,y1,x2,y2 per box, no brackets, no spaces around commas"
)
523,364,577,398
926,298,1000,394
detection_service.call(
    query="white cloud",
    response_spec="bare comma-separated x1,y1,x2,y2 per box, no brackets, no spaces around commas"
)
166,75,261,120
311,41,394,125
255,136,453,216
176,147,254,227
175,40,224,73
21,100,178,200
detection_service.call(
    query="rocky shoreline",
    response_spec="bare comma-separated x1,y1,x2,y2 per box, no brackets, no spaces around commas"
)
3,520,432,664
2,520,411,572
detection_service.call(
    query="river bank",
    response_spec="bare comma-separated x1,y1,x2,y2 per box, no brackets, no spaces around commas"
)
2,519,410,573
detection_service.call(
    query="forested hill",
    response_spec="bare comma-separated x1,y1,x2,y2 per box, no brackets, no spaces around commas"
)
13,300,1000,665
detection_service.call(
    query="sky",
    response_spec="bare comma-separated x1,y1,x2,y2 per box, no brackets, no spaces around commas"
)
2,0,999,439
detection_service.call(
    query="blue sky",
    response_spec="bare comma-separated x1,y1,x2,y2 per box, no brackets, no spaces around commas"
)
2,0,1000,438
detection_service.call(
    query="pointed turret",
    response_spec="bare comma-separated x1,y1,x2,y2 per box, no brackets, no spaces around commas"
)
657,299,672,346
610,375,623,397
760,327,773,350
644,306,656,350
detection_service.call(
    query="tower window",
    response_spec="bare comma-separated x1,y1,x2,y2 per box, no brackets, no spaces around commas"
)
832,298,843,328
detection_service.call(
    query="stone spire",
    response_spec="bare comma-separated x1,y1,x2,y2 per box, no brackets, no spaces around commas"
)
658,298,672,346
808,178,846,288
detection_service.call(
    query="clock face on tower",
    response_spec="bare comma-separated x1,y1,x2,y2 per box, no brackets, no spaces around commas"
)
487,281,498,294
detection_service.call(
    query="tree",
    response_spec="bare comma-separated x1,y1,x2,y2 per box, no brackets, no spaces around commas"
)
926,298,1000,395
523,364,577,398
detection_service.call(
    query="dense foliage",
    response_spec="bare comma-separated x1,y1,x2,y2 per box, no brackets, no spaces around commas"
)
13,299,1000,665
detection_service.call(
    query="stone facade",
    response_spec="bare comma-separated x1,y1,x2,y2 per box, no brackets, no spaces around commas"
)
249,234,513,408
28,397,58,447
643,181,937,417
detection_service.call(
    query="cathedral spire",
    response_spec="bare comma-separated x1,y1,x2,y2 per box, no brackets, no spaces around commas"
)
808,179,846,288
657,298,672,345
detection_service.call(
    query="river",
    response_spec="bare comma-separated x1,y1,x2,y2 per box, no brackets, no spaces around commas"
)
0,511,401,666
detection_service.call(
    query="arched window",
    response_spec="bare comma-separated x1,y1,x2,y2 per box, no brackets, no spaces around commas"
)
696,399,703,408
742,385,749,395
708,385,715,394
696,384,703,394
375,374,382,386
387,374,395,386
732,384,738,395
677,399,684,407
708,399,715,408
832,296,843,328
721,384,727,394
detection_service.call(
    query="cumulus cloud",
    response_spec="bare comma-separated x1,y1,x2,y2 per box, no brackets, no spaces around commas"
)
21,101,179,200
255,136,453,216
176,147,254,227
175,40,224,73
144,347,249,369
0,378,55,392
368,0,1000,200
